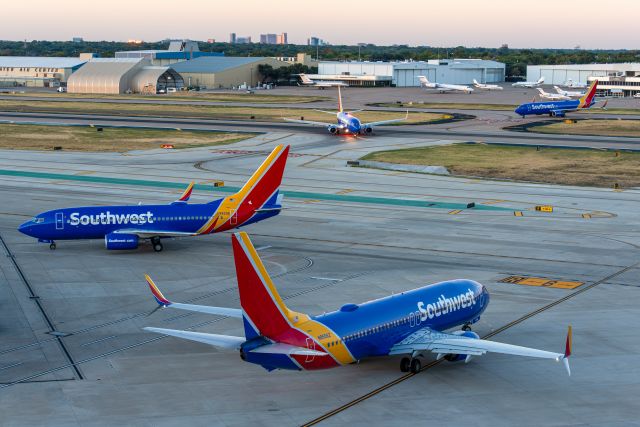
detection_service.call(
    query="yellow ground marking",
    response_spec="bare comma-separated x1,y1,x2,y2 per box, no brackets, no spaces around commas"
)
481,199,506,205
336,189,355,195
448,210,462,215
514,211,523,217
74,171,95,176
535,205,553,213
499,275,584,290
582,213,592,219
304,200,321,204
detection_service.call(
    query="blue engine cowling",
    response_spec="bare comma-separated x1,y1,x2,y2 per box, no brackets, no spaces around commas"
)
363,126,373,134
444,330,480,362
550,110,566,117
328,126,338,134
104,233,139,250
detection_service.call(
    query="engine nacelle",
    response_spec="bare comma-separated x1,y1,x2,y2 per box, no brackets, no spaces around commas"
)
328,126,338,134
104,233,139,250
550,110,565,117
444,330,479,362
363,126,373,134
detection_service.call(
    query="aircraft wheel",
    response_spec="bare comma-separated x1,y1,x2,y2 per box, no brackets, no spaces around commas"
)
462,323,472,331
153,242,163,252
410,358,421,373
49,242,56,250
400,357,411,372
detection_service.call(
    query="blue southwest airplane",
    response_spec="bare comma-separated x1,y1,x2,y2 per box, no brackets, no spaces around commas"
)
284,85,408,135
144,232,572,375
18,145,290,251
515,79,602,118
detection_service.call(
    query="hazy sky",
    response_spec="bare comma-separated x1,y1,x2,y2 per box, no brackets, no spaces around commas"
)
2,0,638,49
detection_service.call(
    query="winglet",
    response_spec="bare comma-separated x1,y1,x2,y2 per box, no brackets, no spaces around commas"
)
146,274,171,307
176,181,195,202
562,325,572,376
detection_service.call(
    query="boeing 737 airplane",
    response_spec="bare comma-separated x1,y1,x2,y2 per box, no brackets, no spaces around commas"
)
18,145,290,251
284,86,407,135
515,80,600,117
472,79,503,90
512,77,545,88
144,232,572,375
298,73,347,89
536,87,571,100
554,86,585,98
417,76,473,93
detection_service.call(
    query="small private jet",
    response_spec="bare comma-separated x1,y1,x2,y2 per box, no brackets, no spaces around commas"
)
472,79,503,90
417,76,473,93
512,77,545,88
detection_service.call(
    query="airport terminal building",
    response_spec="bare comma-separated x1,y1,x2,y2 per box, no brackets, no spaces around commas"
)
0,56,87,87
527,63,640,97
317,59,505,87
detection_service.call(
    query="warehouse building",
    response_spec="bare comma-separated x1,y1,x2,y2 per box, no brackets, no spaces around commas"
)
317,59,505,87
67,58,183,94
527,63,640,97
0,56,86,87
115,40,224,66
170,56,287,89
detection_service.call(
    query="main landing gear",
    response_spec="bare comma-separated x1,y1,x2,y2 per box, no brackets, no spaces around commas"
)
49,242,56,250
462,323,472,331
400,357,422,373
151,237,163,252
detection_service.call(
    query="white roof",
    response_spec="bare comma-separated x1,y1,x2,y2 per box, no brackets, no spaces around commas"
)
0,56,86,68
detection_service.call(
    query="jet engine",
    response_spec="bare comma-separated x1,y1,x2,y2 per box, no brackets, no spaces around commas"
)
363,126,373,134
443,330,480,362
550,110,566,117
104,233,139,250
328,126,338,134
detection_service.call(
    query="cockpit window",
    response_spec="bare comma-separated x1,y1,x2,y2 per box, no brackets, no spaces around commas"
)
32,217,44,224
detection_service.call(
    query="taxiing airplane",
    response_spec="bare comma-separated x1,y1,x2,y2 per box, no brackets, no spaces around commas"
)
536,87,571,101
472,79,503,90
512,77,545,88
284,86,407,135
515,80,600,117
417,76,473,93
144,231,572,375
554,86,585,98
564,79,587,89
18,145,290,251
298,73,347,89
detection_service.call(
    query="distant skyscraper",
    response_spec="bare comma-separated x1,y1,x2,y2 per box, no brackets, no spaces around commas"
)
307,37,325,46
230,33,236,44
72,37,83,43
276,33,288,45
236,36,252,44
207,38,216,43
260,33,288,45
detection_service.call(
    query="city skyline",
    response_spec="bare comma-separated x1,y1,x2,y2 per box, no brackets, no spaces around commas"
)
1,0,638,49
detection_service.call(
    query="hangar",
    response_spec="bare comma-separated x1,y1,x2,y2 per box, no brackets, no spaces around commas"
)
115,39,224,66
170,56,287,89
67,58,183,94
0,56,86,87
318,59,505,87
527,63,640,97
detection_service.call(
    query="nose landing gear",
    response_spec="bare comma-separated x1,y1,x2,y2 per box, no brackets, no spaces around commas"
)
49,242,56,250
151,237,163,252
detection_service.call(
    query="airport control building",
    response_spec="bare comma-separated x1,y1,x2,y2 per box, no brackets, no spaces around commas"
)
527,63,640,97
316,59,505,87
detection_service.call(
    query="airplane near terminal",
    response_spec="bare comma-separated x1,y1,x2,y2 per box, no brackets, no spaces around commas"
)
564,79,587,89
472,79,503,90
512,77,545,88
536,87,571,100
515,80,602,117
18,145,290,251
284,86,407,135
418,76,473,93
554,86,585,98
144,231,573,375
298,73,348,89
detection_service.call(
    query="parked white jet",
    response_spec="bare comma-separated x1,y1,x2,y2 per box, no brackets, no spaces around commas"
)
554,86,585,98
298,74,347,89
564,79,587,89
536,87,571,101
417,76,473,93
472,79,503,90
512,77,545,88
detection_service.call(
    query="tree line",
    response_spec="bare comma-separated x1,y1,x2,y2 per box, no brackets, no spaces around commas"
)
1,40,638,79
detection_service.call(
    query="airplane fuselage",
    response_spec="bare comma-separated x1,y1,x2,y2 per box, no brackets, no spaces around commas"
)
514,99,587,117
334,111,363,134
243,279,489,371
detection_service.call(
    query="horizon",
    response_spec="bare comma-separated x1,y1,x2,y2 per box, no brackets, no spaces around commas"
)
1,0,638,50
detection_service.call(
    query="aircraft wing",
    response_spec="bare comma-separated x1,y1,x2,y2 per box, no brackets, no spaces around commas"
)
364,111,409,127
145,275,243,318
283,117,337,127
113,229,198,239
144,327,245,349
389,326,571,375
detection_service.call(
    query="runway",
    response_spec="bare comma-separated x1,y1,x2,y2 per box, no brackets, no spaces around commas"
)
1,132,639,426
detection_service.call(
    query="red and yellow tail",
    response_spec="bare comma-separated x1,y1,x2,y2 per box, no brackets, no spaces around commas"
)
578,80,598,108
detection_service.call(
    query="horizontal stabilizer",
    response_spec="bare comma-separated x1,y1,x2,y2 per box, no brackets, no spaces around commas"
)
144,327,244,349
250,342,329,357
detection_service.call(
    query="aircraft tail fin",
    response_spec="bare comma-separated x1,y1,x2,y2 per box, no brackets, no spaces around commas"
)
473,79,479,85
232,232,307,340
417,75,429,85
579,80,598,108
337,85,343,113
299,74,313,84
538,77,545,84
562,325,572,376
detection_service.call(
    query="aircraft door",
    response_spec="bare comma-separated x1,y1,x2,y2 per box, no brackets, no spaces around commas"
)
230,209,238,226
55,212,64,230
305,338,316,363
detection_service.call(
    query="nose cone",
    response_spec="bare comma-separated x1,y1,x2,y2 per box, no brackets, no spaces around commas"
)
515,105,525,115
349,119,361,133
18,221,35,237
